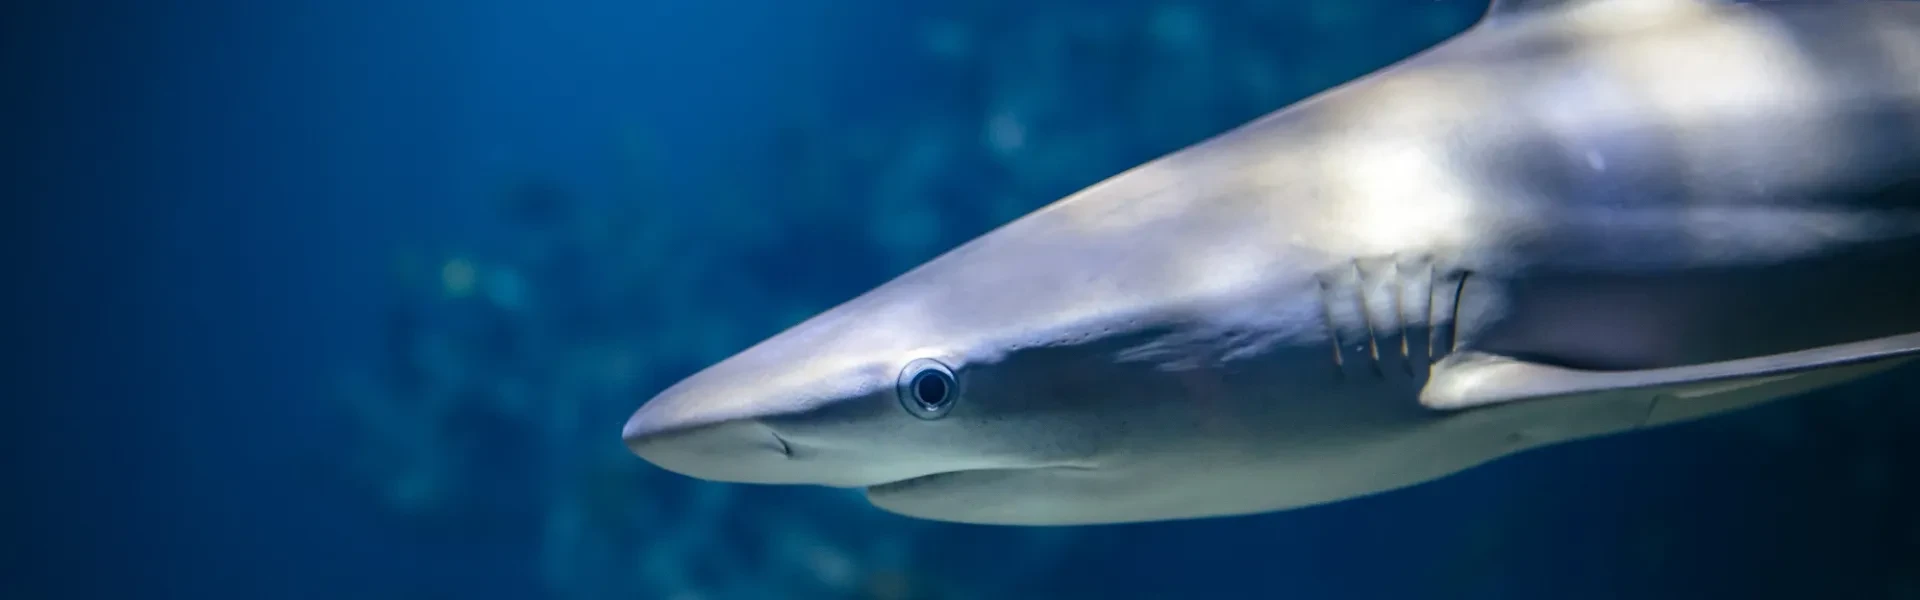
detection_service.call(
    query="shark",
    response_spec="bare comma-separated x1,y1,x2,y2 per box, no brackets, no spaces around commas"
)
622,0,1920,525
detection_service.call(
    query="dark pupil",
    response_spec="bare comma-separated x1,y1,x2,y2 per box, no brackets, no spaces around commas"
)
914,371,949,406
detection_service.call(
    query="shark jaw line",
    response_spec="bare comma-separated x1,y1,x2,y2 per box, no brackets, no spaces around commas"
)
863,463,1100,496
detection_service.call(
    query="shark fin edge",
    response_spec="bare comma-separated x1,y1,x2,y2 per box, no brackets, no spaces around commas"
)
1420,330,1920,414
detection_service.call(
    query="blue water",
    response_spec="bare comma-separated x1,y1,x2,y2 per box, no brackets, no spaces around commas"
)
13,1,1918,599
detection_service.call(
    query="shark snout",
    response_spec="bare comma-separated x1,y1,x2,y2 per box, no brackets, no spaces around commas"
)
620,321,977,489
621,388,798,483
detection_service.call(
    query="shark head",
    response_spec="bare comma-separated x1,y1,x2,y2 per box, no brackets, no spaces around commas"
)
622,157,1359,525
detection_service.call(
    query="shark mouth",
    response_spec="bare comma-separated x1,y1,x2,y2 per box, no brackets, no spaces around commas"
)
864,464,1098,496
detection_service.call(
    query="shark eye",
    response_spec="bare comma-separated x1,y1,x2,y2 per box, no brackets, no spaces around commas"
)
897,358,958,420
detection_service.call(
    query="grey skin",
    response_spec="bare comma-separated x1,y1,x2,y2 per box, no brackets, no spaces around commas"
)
623,0,1920,526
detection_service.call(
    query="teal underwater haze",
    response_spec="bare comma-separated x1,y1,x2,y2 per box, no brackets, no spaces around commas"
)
10,0,1919,599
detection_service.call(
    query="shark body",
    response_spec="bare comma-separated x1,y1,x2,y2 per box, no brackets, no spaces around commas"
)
624,0,1920,525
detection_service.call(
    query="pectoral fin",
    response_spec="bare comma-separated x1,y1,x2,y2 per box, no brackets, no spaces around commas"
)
1420,331,1920,420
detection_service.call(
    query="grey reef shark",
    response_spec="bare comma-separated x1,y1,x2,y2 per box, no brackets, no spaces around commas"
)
624,0,1920,526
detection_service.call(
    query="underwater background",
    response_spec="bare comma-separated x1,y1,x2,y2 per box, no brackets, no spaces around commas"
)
10,0,1919,598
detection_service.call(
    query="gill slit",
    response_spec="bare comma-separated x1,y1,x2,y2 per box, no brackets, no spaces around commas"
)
1316,275,1348,379
1429,268,1468,361
1389,260,1413,377
1318,255,1471,384
1352,261,1386,379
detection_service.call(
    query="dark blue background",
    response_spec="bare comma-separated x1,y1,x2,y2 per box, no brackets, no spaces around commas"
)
12,1,1917,599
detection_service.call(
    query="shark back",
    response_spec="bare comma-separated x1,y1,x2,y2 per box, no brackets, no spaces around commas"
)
1135,0,1920,371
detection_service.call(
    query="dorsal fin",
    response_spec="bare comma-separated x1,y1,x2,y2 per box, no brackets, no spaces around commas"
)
1484,0,1589,20
1480,0,1717,25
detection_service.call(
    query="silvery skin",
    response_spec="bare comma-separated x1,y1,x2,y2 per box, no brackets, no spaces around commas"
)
623,0,1920,526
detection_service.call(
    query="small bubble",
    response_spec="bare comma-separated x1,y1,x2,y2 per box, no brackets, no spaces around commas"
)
441,258,478,298
986,112,1027,155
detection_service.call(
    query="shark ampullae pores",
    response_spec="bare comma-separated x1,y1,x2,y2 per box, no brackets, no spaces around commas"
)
622,0,1920,525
